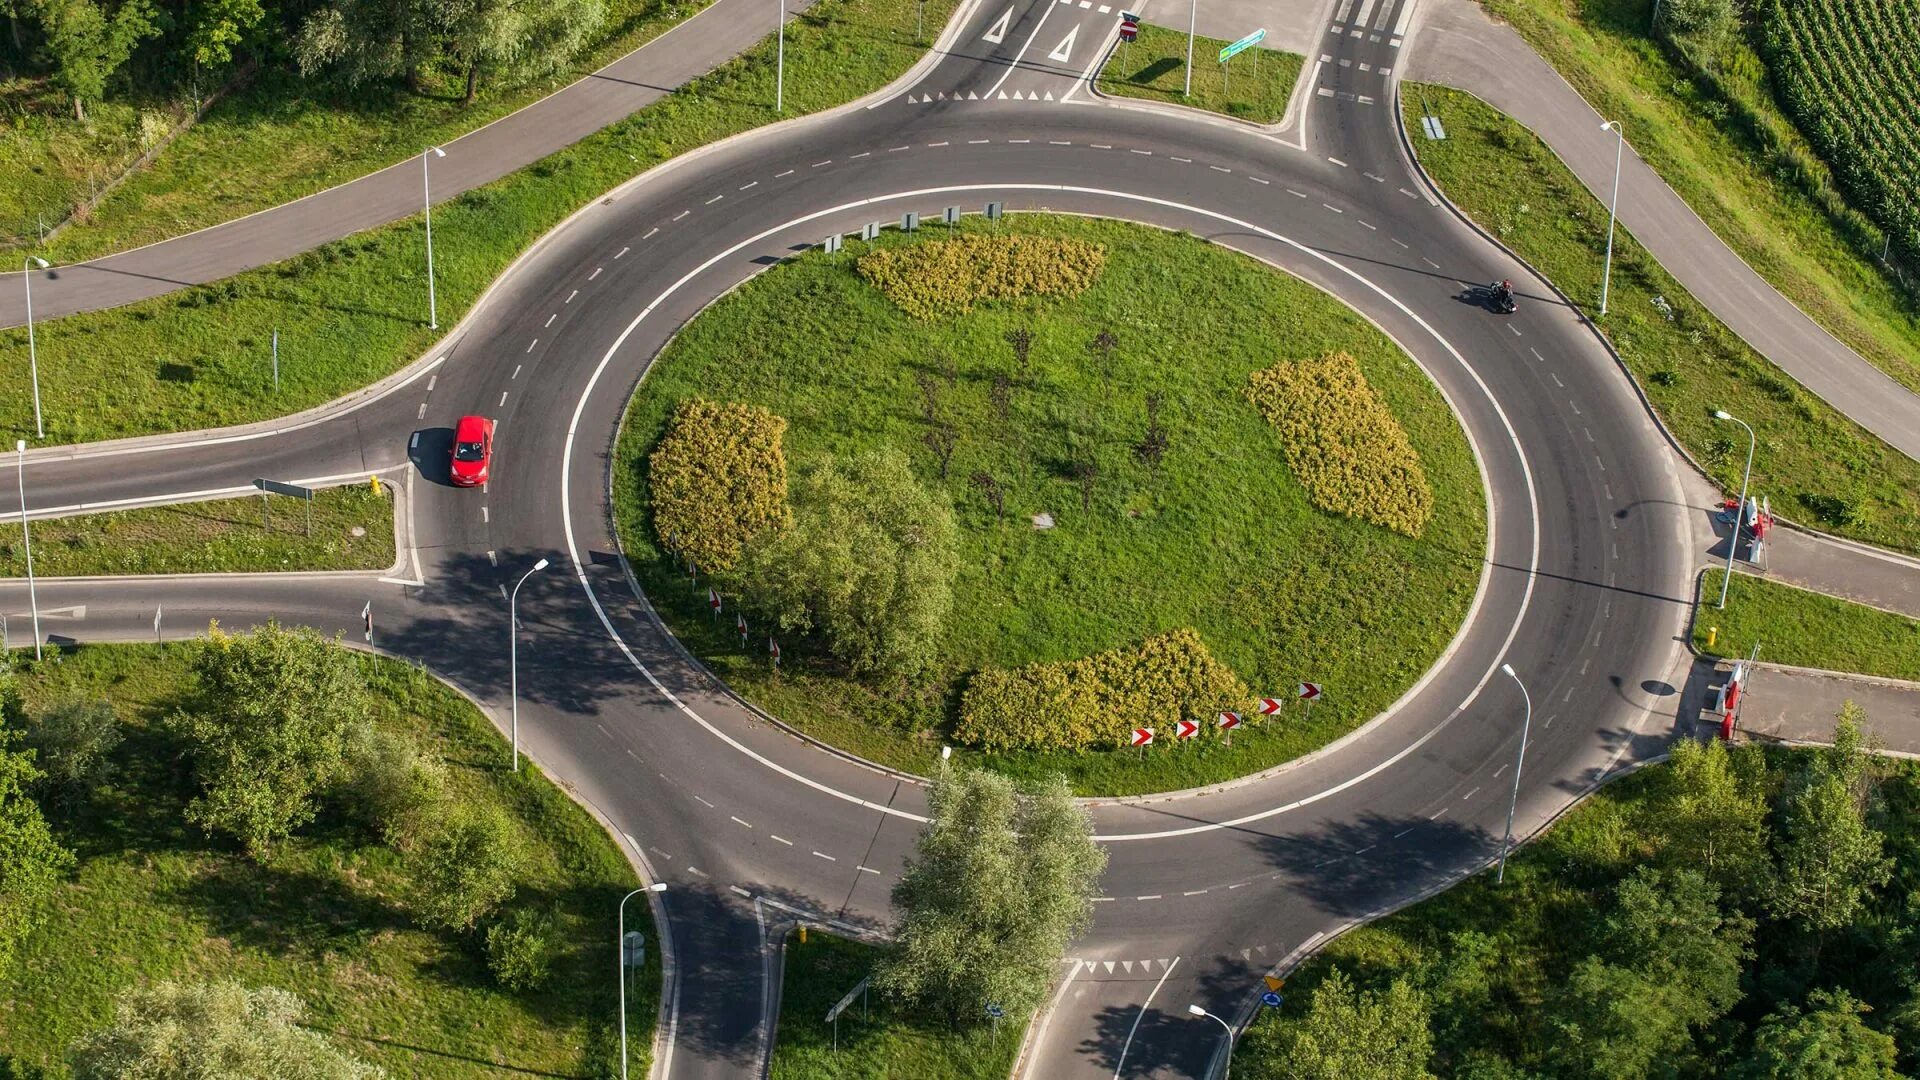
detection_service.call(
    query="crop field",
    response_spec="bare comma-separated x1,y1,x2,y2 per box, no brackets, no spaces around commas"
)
1764,0,1920,259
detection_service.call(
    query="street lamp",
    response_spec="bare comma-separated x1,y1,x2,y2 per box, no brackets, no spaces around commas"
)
620,881,669,1080
1188,1004,1235,1079
422,146,446,329
1599,120,1624,316
22,257,49,439
14,440,39,661
1496,663,1532,884
509,556,550,771
1712,410,1755,609
775,0,786,113
1184,0,1199,97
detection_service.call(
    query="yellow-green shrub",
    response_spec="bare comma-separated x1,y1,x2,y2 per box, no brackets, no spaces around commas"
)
954,629,1247,751
856,234,1107,318
647,398,791,571
1244,353,1434,537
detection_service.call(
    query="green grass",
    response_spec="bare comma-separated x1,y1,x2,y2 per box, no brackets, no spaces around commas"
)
3,0,733,261
612,216,1485,795
1405,85,1920,553
0,484,394,577
1233,745,1920,1077
1695,568,1920,682
0,642,656,1079
1476,0,1920,398
0,0,959,447
768,932,1022,1079
1096,23,1304,124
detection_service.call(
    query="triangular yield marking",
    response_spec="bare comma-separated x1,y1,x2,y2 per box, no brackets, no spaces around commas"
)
968,90,979,99
1044,89,1055,100
1048,24,1079,61
998,89,1009,99
1103,960,1116,974
983,5,1012,43
937,91,946,99
907,94,917,103
1121,960,1134,973
1013,89,1025,99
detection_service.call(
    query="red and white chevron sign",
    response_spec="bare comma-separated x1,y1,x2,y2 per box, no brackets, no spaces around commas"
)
1257,698,1283,715
1131,728,1154,747
1297,682,1323,700
1176,719,1199,740
1218,711,1242,730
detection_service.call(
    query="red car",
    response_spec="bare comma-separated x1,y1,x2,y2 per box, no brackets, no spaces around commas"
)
450,415,495,487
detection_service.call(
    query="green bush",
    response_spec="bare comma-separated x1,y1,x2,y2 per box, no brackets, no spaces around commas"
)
69,979,385,1080
1244,353,1435,537
856,234,1107,318
954,629,1248,751
408,802,524,932
335,722,446,845
648,398,792,573
484,906,558,991
20,698,121,806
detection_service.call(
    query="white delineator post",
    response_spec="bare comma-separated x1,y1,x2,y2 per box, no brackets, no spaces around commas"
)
1599,120,1625,316
423,146,446,329
1185,0,1199,97
776,0,786,113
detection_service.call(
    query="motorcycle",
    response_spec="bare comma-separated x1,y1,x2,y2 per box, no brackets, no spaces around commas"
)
1485,280,1517,315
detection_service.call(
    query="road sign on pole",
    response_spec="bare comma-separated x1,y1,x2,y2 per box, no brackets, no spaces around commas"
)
361,601,372,643
1297,682,1322,700
1258,697,1283,715
154,604,162,642
1218,27,1265,62
1261,991,1284,1008
823,234,843,253
1264,975,1285,992
985,200,1004,223
1176,719,1199,740
1130,728,1154,747
1217,711,1241,730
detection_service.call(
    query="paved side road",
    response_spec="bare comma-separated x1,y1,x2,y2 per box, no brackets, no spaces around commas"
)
1732,664,1920,757
1760,526,1920,620
1404,0,1920,465
0,0,821,327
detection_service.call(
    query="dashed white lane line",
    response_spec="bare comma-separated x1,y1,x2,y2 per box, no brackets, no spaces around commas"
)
740,181,758,191
1135,894,1162,900
511,364,522,379
1010,138,1031,144
526,338,539,352
1172,155,1192,162
1550,372,1565,387
1421,257,1440,269
776,168,796,176
1209,165,1231,173
1286,188,1307,197
688,866,709,878
616,246,629,258
1430,807,1449,820
730,885,752,897
969,138,989,144
1363,171,1386,182
1327,156,1348,167
812,850,837,861
544,313,556,327
1050,139,1072,145
566,289,579,302
487,550,497,566
1323,203,1343,213
1228,882,1249,889
427,374,437,391
1182,889,1208,896
1091,896,1115,902
857,865,882,875
731,816,753,828
1530,347,1546,362
1463,786,1481,800
770,834,793,845
671,210,690,221
416,403,428,420
851,151,870,158
927,141,950,147
1391,237,1408,247
482,505,490,522
1393,827,1414,838
705,195,724,205
1354,845,1375,855
643,227,659,239
888,145,909,152
812,159,833,167
1131,148,1152,155
1400,186,1420,198
1493,763,1509,778
1250,176,1270,184
1358,219,1376,230
498,391,508,407
651,846,674,860
1093,143,1113,149
694,796,716,808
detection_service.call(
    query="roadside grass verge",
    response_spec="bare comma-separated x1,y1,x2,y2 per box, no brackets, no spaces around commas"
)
1096,23,1304,124
0,0,960,447
1404,85,1920,553
1696,568,1920,682
613,216,1486,795
6,0,732,261
0,483,393,577
1478,0,1920,398
769,931,1021,1079
0,642,654,1079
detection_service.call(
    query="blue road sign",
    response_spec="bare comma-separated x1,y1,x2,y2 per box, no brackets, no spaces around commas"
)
986,1002,1005,1018
1261,991,1284,1008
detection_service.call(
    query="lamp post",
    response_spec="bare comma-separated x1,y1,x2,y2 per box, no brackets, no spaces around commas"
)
509,557,550,771
1188,1004,1235,1079
22,257,49,439
619,882,669,1080
1712,410,1755,609
1496,663,1532,884
1184,0,1199,97
422,146,446,329
1599,120,1624,316
775,0,786,113
15,440,39,661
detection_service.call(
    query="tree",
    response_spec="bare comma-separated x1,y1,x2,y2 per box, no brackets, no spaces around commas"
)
1003,327,1033,377
877,769,1105,1023
740,450,958,678
28,0,159,120
409,801,522,931
172,622,368,859
294,0,438,91
1133,392,1168,480
442,0,604,103
21,697,120,807
69,979,384,1079
1547,958,1696,1080
1269,966,1433,1080
484,905,557,990
923,421,958,479
1652,737,1771,898
184,0,264,68
1769,770,1892,940
335,721,445,845
989,374,1012,424
0,723,74,979
1738,989,1899,1080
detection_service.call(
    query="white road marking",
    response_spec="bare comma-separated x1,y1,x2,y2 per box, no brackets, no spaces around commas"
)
527,338,539,352
1172,155,1192,162
1394,0,1419,36
1323,203,1343,213
687,866,709,877
1050,139,1071,145
1392,236,1409,247
566,289,578,302
1111,957,1182,1079
487,550,497,566
511,364,522,379
850,151,870,158
1183,889,1208,896
1355,0,1377,25
812,160,832,168
1508,323,1521,336
616,246,629,258
812,850,837,861
1358,219,1376,230
1494,763,1509,778
1047,25,1079,62
1131,149,1152,155
671,210,690,221
643,227,659,239
1400,186,1419,198
982,5,1012,43
1250,176,1270,184
928,140,950,146
732,816,752,828
1422,257,1440,268
776,168,795,176
705,195,724,205
481,506,489,522
1464,786,1481,799
1286,188,1307,197
730,885,752,897
889,145,910,152
416,403,427,420
969,138,991,144
1093,143,1112,149
984,0,1060,98
1136,894,1162,901
857,865,882,875
770,834,793,845
1531,347,1546,362
1328,156,1349,166
1550,372,1564,387
694,796,715,808
1430,807,1448,820
498,391,508,407
1210,165,1231,173
544,313,556,327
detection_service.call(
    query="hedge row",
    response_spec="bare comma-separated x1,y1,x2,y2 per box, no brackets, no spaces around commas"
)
1244,353,1434,537
953,628,1248,751
855,233,1107,318
647,398,792,572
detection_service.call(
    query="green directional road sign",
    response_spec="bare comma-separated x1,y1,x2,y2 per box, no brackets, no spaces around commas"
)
1219,28,1265,62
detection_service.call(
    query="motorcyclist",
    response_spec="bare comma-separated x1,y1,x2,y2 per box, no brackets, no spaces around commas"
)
1494,279,1514,303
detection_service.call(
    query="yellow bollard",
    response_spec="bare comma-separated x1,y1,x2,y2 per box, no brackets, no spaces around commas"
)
798,924,808,945
370,474,383,496
1707,626,1718,650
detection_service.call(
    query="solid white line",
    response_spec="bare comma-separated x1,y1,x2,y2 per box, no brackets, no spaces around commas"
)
984,0,1061,99
1112,956,1181,1079
1018,960,1084,1080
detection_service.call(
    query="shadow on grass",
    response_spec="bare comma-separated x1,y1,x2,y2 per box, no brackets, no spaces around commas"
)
307,1028,594,1079
173,858,415,960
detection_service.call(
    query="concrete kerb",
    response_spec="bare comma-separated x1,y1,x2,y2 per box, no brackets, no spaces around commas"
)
1687,564,1920,691
11,0,985,468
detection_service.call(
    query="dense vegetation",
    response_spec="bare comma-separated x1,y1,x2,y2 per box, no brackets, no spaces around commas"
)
0,636,654,1078
1242,714,1920,1078
855,233,1108,319
649,398,791,573
613,216,1486,794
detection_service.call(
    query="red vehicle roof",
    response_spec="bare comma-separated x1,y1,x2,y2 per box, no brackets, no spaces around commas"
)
454,414,490,441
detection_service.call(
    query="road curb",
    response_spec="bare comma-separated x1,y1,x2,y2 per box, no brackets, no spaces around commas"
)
1686,563,1920,690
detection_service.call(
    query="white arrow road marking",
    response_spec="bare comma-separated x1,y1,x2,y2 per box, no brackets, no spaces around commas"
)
1048,24,1078,61
983,5,1011,42
27,605,85,618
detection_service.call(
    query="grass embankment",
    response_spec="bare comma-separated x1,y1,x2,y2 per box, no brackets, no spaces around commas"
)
613,216,1485,795
0,0,959,447
1405,85,1920,553
0,643,656,1078
769,932,1021,1079
1237,742,1920,1076
1096,24,1304,124
0,484,393,577
1696,568,1920,682
3,0,728,260
1478,0,1920,398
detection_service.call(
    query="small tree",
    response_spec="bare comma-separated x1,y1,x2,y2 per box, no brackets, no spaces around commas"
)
877,769,1105,1023
1003,328,1033,377
172,622,368,859
409,801,523,931
1769,769,1892,943
990,374,1013,424
0,723,74,979
916,371,942,426
485,905,558,990
1133,393,1169,481
1072,459,1098,512
69,979,384,1080
30,0,160,120
21,697,121,808
335,722,446,845
1271,967,1433,1080
1738,989,1899,1080
1652,737,1771,898
970,471,1005,521
923,421,959,479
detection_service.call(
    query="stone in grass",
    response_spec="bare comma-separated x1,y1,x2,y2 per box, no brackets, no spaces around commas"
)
1031,512,1055,530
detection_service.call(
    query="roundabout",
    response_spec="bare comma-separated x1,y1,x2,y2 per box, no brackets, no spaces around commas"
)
0,2,1706,1076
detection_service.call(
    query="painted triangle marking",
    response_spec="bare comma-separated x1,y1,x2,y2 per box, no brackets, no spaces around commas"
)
907,94,917,103
968,90,979,99
1016,89,1028,99
937,91,946,99
983,5,1012,43
1043,88,1055,100
1048,24,1079,61
1121,960,1134,973
998,89,1009,99
1103,960,1116,974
